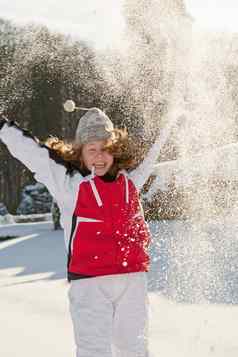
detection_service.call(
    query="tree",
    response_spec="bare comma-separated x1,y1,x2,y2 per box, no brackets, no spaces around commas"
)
0,20,105,213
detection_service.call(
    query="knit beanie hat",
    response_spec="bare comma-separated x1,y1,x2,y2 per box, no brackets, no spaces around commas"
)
75,107,114,144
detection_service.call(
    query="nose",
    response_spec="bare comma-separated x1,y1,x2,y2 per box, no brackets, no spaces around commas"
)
96,151,103,159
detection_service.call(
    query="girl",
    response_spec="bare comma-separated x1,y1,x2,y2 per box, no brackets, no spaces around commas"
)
0,107,160,357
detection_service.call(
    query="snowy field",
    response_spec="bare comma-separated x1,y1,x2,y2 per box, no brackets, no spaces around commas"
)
1,220,238,357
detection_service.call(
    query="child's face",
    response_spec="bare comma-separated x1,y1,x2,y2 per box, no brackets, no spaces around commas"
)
81,140,114,176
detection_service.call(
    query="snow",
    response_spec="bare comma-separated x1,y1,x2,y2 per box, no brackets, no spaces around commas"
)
0,213,52,225
148,141,238,197
150,294,238,356
1,220,238,356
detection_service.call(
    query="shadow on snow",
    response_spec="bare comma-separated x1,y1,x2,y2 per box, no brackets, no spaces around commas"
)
0,222,66,283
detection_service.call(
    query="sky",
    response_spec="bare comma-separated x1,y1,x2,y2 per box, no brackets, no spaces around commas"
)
0,0,125,49
0,0,238,48
185,0,238,32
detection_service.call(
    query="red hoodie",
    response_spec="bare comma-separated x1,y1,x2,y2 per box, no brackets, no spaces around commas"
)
68,171,151,278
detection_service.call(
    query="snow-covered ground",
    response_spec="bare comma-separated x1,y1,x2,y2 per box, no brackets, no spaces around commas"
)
1,220,238,357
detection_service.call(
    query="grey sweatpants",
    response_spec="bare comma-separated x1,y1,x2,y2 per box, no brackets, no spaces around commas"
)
68,272,149,357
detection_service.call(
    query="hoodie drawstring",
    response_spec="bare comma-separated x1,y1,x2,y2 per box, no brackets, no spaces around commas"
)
90,166,103,207
121,171,129,204
90,179,103,207
89,168,129,207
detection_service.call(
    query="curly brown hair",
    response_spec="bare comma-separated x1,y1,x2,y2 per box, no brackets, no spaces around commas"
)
44,128,142,177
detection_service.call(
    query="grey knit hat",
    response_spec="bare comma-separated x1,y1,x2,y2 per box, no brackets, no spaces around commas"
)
75,107,114,144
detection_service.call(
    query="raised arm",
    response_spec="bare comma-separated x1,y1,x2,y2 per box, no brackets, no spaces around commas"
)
0,115,73,206
129,136,161,191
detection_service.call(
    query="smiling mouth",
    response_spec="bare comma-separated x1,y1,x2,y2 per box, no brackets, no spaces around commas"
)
94,164,106,169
